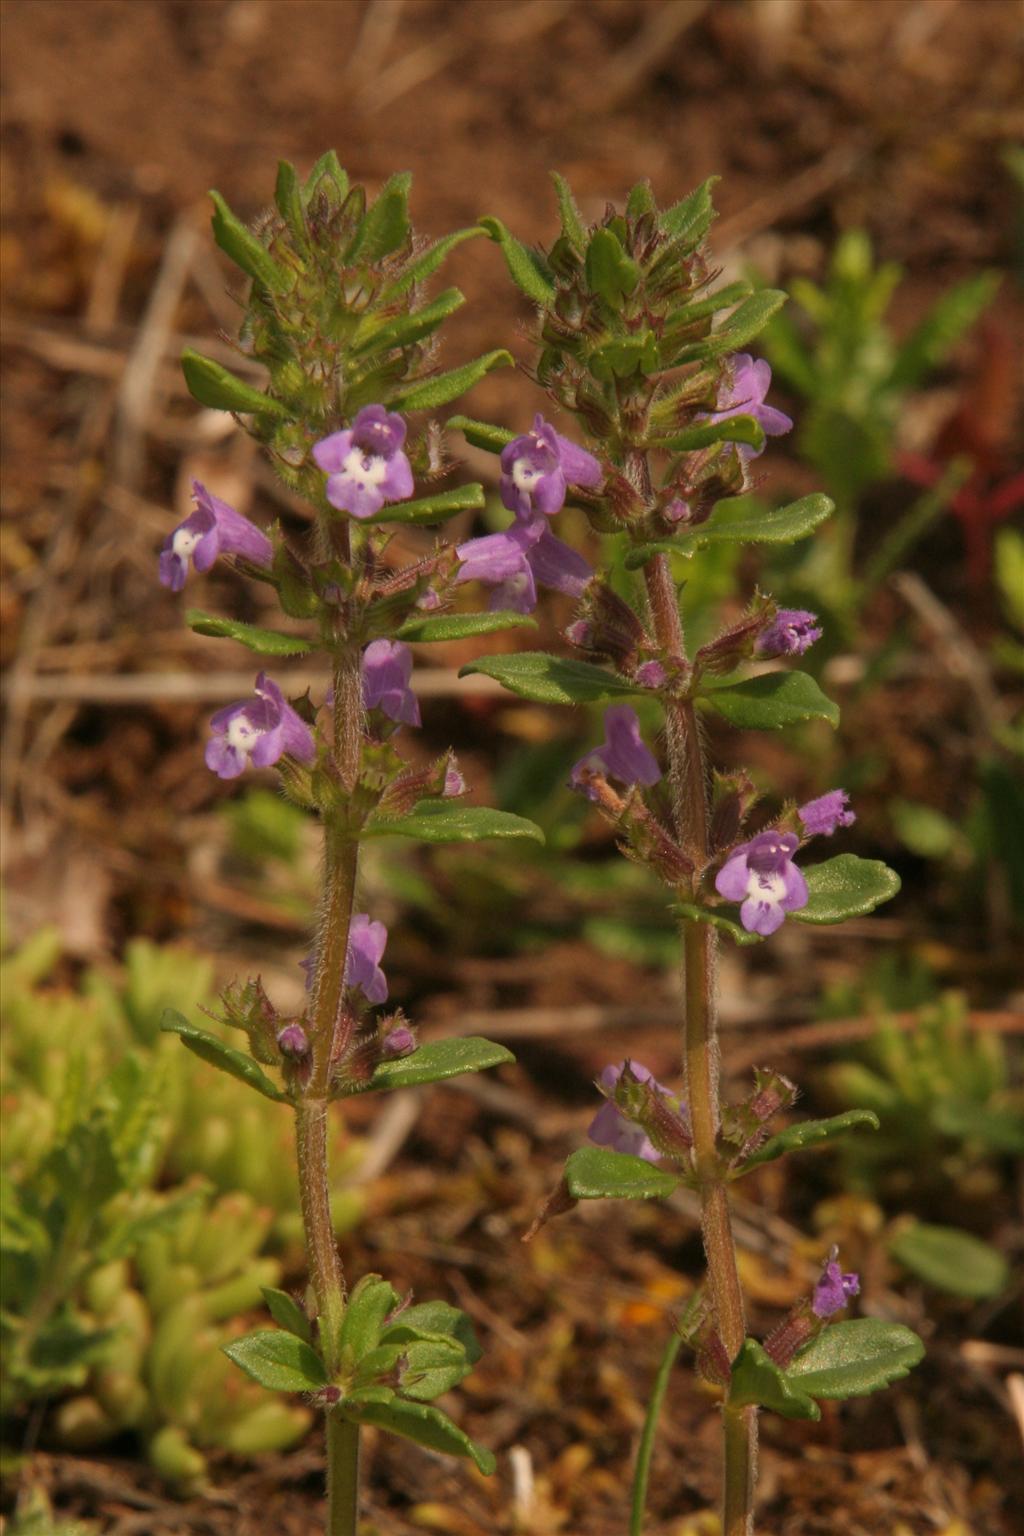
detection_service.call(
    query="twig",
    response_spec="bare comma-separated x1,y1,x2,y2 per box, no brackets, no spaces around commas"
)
602,0,709,110
113,216,199,488
892,570,1002,740
2,668,504,705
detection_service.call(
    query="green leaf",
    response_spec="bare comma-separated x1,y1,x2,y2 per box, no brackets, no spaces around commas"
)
382,1302,483,1365
261,1287,313,1345
478,217,555,304
625,494,834,566
888,272,999,392
363,802,544,844
792,854,901,925
378,227,485,302
344,1397,495,1475
673,902,763,946
626,180,657,218
302,150,348,205
446,415,516,454
585,227,639,302
396,610,537,643
460,651,642,706
662,280,754,332
589,332,659,381
702,670,840,730
185,610,312,656
361,483,485,526
741,1111,881,1172
352,288,466,357
659,176,719,244
209,191,293,293
787,1320,924,1400
347,1038,515,1097
347,171,412,263
564,1146,681,1201
728,1339,820,1420
181,349,293,419
399,1338,473,1401
160,1010,287,1102
274,160,309,250
655,414,765,455
887,1223,1009,1299
389,350,514,413
675,291,787,361
550,171,587,249
340,1275,400,1364
223,1329,327,1393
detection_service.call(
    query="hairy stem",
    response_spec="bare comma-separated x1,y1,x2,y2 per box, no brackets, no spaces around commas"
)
297,595,365,1531
722,1405,758,1536
326,1413,361,1536
629,1327,683,1536
642,551,750,1519
295,1098,345,1366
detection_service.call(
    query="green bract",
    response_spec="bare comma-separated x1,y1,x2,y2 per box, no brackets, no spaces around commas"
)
460,652,645,705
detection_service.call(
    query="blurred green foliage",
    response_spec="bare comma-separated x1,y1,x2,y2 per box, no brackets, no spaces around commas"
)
762,230,996,510
0,927,366,1486
824,988,1024,1200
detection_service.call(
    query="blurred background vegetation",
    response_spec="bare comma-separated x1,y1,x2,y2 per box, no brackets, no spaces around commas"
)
2,3,1021,1534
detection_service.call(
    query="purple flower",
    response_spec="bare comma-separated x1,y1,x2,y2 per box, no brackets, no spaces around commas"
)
635,660,667,689
159,481,272,592
709,354,793,460
500,414,602,520
456,515,591,615
205,673,315,780
587,1061,670,1164
715,829,809,936
362,639,420,727
799,790,855,838
277,1023,310,1060
812,1250,860,1319
345,914,388,1005
312,405,415,519
444,760,467,797
381,1023,416,1059
663,498,692,525
755,608,823,658
570,705,661,800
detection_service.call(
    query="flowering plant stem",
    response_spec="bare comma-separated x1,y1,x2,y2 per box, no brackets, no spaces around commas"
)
298,628,365,1529
643,552,752,1526
629,1327,683,1536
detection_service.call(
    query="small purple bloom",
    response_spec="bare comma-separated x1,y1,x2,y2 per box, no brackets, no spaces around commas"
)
456,515,591,615
570,705,661,800
812,1250,860,1319
635,660,667,689
715,829,809,936
709,354,793,460
444,759,467,797
587,1061,669,1164
362,639,420,727
381,1023,416,1059
500,414,602,520
159,481,272,592
345,914,388,1005
799,789,855,838
313,405,415,519
277,1022,310,1060
663,498,692,525
205,673,315,780
755,608,823,658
